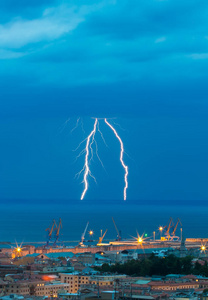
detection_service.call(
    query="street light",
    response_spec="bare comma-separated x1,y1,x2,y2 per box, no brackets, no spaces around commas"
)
159,226,163,240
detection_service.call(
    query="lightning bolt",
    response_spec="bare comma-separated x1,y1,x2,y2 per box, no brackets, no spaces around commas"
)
72,117,129,201
80,118,98,200
57,118,70,134
80,118,85,134
104,118,128,200
71,118,80,133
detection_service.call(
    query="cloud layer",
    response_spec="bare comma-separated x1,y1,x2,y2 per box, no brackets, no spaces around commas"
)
0,0,208,117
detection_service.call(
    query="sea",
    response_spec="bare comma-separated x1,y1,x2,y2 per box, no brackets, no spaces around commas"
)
0,200,207,246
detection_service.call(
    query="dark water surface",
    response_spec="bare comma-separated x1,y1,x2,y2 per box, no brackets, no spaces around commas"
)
0,201,207,244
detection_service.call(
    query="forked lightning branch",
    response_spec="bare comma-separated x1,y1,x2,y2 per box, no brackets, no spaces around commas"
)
73,118,129,200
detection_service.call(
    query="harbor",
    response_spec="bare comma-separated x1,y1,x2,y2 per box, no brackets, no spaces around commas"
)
1,217,208,258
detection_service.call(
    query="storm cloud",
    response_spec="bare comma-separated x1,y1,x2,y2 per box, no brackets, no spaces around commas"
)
0,0,208,118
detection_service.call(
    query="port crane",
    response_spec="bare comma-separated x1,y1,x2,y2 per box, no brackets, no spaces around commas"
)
112,217,122,241
169,218,182,241
53,218,62,246
46,219,56,246
80,222,89,246
172,218,182,235
164,218,174,240
161,218,182,241
45,218,63,246
97,229,108,245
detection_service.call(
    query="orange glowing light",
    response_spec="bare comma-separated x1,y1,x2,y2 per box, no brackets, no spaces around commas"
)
159,227,163,231
89,230,93,235
42,275,58,281
201,245,206,251
138,237,143,243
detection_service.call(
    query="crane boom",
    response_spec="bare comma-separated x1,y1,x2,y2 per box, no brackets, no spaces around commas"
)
81,222,89,244
46,219,56,237
56,218,62,237
166,218,173,234
98,229,108,244
45,219,57,246
166,218,174,240
112,217,121,241
172,218,182,236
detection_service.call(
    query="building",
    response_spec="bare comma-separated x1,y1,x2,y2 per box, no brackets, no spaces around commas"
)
60,273,90,293
77,253,95,265
35,281,69,297
60,273,127,294
2,280,70,297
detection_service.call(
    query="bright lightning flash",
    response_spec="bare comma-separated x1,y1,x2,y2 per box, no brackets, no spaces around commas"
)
73,117,129,201
81,118,98,200
104,119,128,200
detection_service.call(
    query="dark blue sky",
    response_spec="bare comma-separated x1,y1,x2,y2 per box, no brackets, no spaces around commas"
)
1,0,208,202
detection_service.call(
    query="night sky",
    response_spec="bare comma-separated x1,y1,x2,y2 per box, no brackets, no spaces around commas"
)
1,0,208,203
